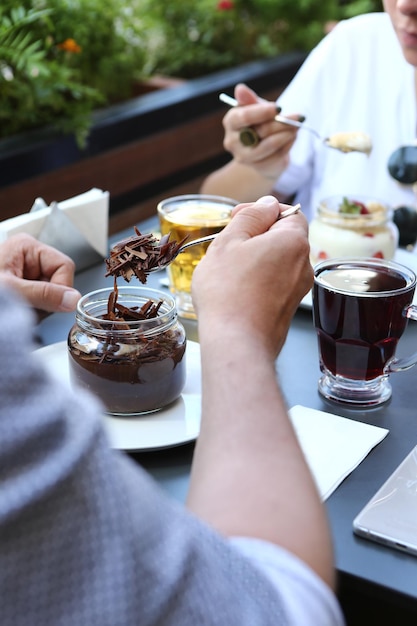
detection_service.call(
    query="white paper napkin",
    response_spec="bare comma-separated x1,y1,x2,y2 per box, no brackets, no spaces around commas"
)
51,188,109,258
289,405,389,501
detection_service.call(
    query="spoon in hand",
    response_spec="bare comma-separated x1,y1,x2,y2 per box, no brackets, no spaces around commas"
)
149,202,302,272
105,203,302,283
219,93,372,155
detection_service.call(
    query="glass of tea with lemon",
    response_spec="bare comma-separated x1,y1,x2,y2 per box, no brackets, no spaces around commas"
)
157,194,236,319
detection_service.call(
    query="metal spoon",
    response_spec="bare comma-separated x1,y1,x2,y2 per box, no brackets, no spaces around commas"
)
152,202,301,273
219,93,372,155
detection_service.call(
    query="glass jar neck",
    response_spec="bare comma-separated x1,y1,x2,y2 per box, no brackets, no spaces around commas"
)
317,205,391,229
75,287,178,338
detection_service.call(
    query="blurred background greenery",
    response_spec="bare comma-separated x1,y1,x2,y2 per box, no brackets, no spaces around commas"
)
141,0,382,78
0,0,382,145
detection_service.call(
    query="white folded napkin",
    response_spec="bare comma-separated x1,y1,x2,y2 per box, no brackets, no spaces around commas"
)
289,405,389,500
0,188,109,272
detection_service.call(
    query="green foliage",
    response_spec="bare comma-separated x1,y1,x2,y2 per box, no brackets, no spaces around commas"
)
339,0,383,19
139,0,332,79
0,0,147,146
139,0,382,79
0,0,383,144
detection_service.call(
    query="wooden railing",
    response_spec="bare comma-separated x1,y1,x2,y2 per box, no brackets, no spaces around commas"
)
0,52,306,234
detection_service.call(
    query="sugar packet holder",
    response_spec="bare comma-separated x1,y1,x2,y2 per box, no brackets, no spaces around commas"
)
0,188,109,272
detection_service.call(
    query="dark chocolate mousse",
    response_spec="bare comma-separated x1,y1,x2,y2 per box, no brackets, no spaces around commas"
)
68,227,187,415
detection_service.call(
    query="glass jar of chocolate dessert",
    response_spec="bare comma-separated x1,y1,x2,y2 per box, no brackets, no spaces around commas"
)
67,286,186,416
309,195,399,266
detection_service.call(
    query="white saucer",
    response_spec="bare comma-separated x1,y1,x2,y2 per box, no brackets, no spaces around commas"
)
300,248,417,311
33,340,202,452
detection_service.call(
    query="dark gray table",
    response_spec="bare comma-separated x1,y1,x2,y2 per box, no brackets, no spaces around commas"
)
37,218,417,625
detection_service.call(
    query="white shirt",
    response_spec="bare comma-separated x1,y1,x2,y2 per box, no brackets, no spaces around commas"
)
232,538,344,626
275,12,417,222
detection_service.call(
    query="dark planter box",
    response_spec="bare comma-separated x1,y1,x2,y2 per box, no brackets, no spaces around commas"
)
0,52,306,233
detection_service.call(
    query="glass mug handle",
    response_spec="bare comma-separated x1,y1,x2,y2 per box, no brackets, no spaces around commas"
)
385,304,417,373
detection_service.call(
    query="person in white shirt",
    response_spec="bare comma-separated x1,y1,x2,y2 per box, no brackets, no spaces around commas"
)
0,197,345,625
201,2,417,223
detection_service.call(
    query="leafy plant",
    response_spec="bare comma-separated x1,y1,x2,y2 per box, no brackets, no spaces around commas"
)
0,0,147,146
339,0,382,19
0,0,383,145
139,0,382,79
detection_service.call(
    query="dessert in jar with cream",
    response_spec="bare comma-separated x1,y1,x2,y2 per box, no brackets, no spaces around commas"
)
309,195,399,266
67,228,188,416
68,286,187,416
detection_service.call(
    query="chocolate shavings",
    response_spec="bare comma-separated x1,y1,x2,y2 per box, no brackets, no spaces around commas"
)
102,226,186,322
104,226,187,284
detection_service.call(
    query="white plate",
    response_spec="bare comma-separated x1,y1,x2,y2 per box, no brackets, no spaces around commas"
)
33,340,202,452
300,248,417,310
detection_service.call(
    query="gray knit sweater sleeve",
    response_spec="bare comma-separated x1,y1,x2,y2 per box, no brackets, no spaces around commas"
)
0,288,288,626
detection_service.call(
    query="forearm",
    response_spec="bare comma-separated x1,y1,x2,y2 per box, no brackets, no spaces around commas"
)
201,161,276,202
0,288,294,625
187,327,335,590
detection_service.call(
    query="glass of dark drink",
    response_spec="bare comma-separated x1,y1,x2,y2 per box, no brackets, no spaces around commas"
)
313,257,417,407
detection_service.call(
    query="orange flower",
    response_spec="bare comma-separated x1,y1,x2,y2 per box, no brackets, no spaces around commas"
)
57,38,82,54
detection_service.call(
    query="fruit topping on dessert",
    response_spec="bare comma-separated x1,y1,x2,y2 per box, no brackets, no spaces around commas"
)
339,197,369,214
338,197,386,217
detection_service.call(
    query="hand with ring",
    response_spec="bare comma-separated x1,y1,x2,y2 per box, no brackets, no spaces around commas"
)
239,127,261,148
222,83,301,181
